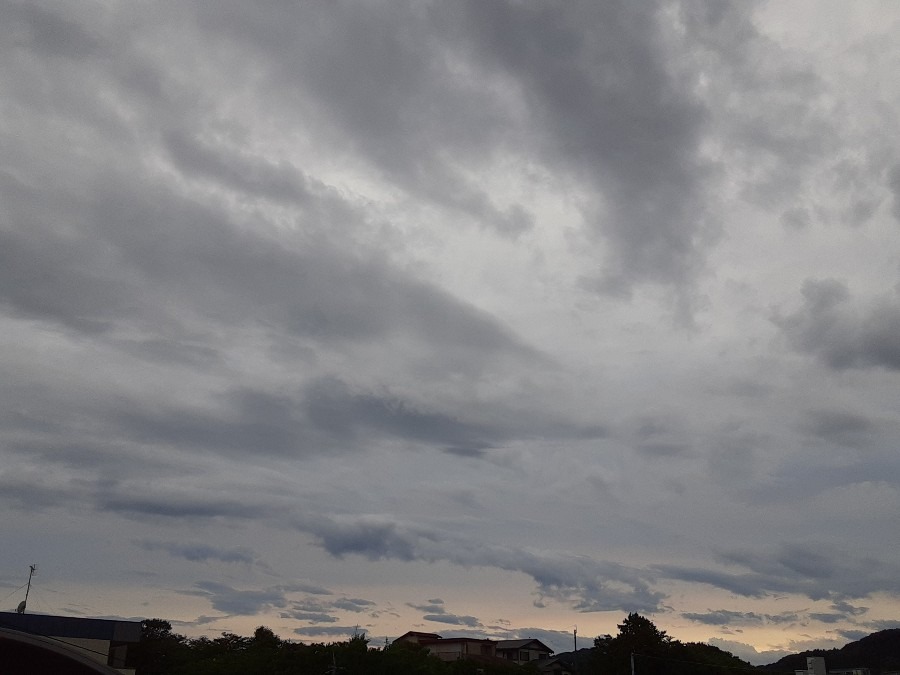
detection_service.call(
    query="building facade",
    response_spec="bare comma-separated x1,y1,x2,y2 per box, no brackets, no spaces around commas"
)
0,611,141,674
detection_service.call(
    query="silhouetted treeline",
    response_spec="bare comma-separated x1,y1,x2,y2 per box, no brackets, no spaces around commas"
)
761,628,900,675
587,613,755,675
130,619,532,675
130,615,899,675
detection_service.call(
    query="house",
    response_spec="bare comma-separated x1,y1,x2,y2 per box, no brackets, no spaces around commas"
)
0,611,141,674
796,657,827,675
395,631,556,666
394,631,498,662
795,657,873,675
533,654,573,675
394,630,443,645
423,636,497,662
496,638,553,664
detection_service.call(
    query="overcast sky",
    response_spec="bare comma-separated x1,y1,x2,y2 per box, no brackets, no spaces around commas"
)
2,0,899,665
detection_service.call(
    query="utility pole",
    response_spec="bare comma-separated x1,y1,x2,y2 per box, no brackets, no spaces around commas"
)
16,564,36,614
631,651,636,675
573,626,578,674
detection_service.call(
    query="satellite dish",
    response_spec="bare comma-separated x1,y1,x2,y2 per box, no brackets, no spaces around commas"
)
16,600,26,614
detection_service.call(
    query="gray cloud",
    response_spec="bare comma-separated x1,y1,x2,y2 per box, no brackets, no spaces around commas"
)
97,491,269,521
889,164,900,223
135,540,256,565
1,0,899,656
298,513,664,613
331,598,377,613
276,595,383,627
453,2,712,293
423,613,482,628
407,598,481,627
863,619,900,631
659,542,900,602
407,601,447,614
776,279,900,370
3,2,101,60
808,613,845,624
830,601,868,617
803,409,877,448
290,584,334,597
182,1,723,299
161,130,317,206
189,581,291,615
682,609,800,626
294,626,368,638
283,611,338,624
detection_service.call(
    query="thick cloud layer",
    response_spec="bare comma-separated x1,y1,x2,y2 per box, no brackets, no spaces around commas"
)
1,0,899,662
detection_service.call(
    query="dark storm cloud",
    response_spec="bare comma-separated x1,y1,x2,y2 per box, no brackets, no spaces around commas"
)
423,613,482,628
0,152,573,467
407,601,447,614
190,581,290,615
304,378,501,456
80,172,526,354
283,611,339,624
280,595,375,624
775,279,900,370
330,598,376,613
99,373,595,464
659,542,900,601
0,0,693,505
3,2,101,60
191,1,534,237
629,416,695,458
808,613,845,624
678,4,836,210
294,626,366,638
298,514,664,613
451,1,711,292
161,130,317,206
830,600,868,617
294,584,334,596
635,441,693,458
0,471,80,511
888,164,900,223
682,610,799,626
135,540,256,565
299,515,427,562
653,565,768,599
803,409,877,448
3,0,899,647
302,376,604,457
188,0,716,293
1,91,537,365
741,454,900,506
97,491,269,521
407,598,481,627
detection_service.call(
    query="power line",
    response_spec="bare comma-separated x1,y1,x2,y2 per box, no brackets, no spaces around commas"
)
0,582,30,605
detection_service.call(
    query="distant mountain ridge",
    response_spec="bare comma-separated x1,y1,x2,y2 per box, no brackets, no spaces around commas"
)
762,628,900,674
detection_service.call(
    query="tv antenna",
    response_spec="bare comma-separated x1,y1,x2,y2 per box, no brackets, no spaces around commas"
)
16,564,36,614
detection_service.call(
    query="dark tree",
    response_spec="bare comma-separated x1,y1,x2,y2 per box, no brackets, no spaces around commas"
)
130,618,190,675
589,614,752,675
